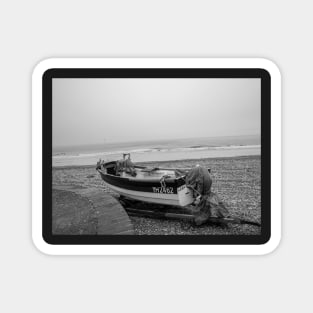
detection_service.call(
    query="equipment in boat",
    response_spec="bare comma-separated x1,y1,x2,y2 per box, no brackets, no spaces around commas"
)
96,153,201,207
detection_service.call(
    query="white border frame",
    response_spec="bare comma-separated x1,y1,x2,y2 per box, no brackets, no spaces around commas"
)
32,58,281,255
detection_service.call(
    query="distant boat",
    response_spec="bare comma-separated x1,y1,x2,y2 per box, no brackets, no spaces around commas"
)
96,155,199,207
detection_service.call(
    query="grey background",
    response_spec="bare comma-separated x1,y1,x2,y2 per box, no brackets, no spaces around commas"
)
53,78,260,146
1,0,312,313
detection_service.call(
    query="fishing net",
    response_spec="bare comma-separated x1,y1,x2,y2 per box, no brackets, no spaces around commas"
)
185,165,229,225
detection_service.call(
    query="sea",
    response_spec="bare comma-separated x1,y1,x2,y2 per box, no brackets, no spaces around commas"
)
52,135,261,167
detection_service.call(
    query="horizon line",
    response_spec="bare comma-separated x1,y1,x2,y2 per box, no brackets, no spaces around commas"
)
53,133,260,149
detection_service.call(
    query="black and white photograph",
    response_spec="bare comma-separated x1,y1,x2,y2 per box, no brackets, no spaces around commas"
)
7,0,313,311
52,75,263,237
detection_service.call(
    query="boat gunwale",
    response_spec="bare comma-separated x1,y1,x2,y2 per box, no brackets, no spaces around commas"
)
100,160,210,173
97,169,185,185
99,160,190,181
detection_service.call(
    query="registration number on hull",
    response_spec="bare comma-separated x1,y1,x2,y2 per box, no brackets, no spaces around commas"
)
152,187,174,194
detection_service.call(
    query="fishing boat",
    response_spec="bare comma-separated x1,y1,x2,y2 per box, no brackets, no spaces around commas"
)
96,154,199,207
96,155,262,227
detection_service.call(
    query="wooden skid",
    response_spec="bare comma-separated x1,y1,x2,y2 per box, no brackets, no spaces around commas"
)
125,207,195,221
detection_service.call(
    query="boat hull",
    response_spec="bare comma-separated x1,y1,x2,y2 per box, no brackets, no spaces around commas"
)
98,171,194,207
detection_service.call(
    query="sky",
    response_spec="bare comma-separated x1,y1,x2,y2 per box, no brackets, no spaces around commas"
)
52,78,260,147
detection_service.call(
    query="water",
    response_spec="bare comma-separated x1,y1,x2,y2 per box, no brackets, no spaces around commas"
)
53,135,261,167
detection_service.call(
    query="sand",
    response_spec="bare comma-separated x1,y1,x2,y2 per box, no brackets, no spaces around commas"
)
53,155,261,235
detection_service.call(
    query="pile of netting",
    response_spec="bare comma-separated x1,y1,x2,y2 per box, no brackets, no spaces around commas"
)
185,166,229,226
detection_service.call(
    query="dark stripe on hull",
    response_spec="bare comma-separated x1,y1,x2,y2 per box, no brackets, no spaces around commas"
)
99,172,185,194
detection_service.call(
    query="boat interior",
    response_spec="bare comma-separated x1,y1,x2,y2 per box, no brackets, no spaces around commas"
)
102,161,186,180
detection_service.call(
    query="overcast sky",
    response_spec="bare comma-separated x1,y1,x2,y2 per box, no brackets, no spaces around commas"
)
53,78,260,147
